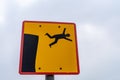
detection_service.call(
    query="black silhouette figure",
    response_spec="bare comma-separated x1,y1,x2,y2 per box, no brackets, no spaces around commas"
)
45,28,72,48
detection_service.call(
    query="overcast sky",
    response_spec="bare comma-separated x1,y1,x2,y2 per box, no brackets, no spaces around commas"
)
0,0,120,80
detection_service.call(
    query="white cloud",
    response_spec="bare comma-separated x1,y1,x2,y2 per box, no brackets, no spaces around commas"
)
78,23,108,41
15,0,37,7
0,0,120,80
14,0,47,8
0,0,6,24
77,22,120,80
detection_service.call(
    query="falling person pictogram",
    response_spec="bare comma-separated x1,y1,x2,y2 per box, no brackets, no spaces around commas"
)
45,28,72,48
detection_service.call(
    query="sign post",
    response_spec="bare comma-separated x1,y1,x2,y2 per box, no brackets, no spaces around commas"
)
45,75,54,80
19,21,80,78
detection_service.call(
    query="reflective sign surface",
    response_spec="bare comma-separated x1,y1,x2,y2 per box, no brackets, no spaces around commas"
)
19,21,80,74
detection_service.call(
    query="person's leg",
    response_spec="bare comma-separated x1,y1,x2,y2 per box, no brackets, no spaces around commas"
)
49,39,58,47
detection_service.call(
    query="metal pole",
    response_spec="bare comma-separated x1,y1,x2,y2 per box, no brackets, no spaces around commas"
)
45,75,54,80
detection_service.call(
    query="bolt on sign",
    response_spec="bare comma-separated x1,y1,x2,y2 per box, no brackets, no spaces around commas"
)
19,21,80,74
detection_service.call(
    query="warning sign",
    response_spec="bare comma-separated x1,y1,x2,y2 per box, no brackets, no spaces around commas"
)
19,21,80,74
